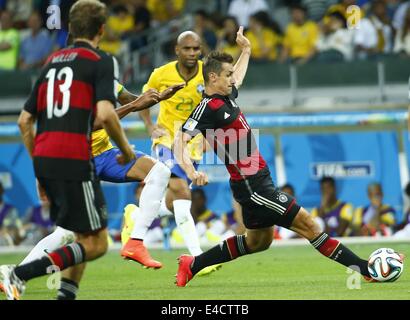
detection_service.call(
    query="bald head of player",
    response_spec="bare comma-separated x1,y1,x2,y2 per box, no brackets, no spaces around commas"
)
175,31,202,69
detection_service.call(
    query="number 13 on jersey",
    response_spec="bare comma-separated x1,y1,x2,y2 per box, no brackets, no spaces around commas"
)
45,66,73,119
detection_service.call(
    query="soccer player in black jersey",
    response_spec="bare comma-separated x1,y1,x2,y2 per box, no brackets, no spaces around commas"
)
0,0,135,300
174,26,403,287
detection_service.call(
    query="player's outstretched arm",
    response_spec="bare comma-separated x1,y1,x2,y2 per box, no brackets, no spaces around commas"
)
174,130,208,186
137,82,185,137
17,110,36,158
93,88,161,130
93,83,184,130
124,83,184,114
118,87,138,105
233,26,251,89
96,100,135,164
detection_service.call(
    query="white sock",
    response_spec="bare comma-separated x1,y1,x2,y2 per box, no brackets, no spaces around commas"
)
173,199,203,256
130,162,170,239
20,227,75,265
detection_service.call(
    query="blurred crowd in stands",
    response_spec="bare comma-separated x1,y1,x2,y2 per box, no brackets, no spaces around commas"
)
1,0,410,72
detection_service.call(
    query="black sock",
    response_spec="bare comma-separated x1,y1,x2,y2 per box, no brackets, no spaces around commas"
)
15,256,54,282
310,232,370,277
191,235,249,275
57,278,79,300
15,243,86,282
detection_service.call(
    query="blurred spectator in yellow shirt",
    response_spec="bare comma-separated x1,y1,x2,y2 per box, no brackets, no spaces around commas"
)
217,16,242,62
147,0,185,24
280,5,319,64
99,4,135,56
245,11,282,62
0,11,19,71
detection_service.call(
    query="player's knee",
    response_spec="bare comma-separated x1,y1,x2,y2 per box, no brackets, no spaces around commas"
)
89,240,108,260
80,234,108,260
98,235,109,254
146,161,171,185
245,233,272,253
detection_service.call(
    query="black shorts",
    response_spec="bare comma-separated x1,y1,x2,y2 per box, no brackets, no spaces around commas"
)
37,177,108,233
230,167,300,229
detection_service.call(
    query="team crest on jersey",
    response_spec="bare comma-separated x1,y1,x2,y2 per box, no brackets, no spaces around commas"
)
197,84,205,93
279,194,288,203
183,118,198,131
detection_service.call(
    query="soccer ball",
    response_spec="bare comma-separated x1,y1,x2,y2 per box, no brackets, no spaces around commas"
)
367,248,404,282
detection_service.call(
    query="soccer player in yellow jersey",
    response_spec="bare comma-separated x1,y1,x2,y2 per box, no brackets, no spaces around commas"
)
136,31,221,273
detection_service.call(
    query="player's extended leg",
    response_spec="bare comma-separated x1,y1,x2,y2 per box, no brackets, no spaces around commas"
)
120,156,171,268
175,228,273,287
289,207,371,278
0,228,108,300
20,227,75,265
0,227,75,295
167,177,203,256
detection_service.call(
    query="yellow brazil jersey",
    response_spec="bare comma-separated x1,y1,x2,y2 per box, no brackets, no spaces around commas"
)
143,61,205,161
283,21,319,59
91,83,124,157
353,204,396,229
245,28,282,61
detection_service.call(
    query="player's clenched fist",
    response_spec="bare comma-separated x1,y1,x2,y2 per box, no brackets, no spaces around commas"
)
116,146,136,165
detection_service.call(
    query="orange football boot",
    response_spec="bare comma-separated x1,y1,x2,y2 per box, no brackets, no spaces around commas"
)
120,239,162,269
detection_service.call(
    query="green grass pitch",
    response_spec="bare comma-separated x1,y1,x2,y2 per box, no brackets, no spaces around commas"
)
1,242,409,300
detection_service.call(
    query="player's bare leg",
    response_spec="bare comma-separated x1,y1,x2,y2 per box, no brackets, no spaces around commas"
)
289,207,371,278
243,228,273,253
120,156,170,268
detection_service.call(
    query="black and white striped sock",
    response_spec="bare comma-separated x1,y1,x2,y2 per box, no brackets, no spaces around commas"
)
57,278,79,300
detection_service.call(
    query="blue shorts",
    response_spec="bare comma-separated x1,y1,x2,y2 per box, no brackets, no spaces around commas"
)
154,145,199,183
94,148,146,183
